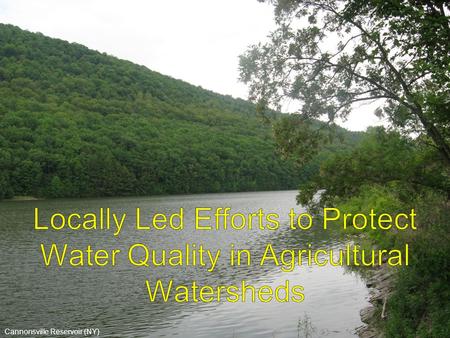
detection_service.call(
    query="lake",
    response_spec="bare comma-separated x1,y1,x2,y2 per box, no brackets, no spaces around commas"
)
0,190,369,337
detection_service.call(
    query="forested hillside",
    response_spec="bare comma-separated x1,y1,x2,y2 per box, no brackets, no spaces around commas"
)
0,24,291,198
0,24,358,199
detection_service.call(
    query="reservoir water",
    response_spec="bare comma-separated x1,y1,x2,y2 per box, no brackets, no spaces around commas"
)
0,190,369,337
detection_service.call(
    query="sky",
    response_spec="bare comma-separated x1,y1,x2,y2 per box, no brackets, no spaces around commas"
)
0,0,386,131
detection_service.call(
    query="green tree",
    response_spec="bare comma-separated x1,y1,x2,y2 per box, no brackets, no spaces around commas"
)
47,176,65,198
240,0,450,164
297,127,449,209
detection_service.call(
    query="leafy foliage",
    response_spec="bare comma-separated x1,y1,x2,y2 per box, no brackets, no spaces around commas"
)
240,0,450,163
384,195,450,337
296,126,449,336
239,2,449,335
297,127,449,210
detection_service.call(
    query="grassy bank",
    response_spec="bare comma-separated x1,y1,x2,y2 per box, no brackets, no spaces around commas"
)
334,188,450,337
382,199,450,337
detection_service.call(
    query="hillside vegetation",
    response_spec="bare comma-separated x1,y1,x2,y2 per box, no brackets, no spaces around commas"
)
0,24,314,199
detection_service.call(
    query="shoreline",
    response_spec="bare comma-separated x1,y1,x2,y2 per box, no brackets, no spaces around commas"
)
356,262,396,338
2,189,299,203
7,196,42,201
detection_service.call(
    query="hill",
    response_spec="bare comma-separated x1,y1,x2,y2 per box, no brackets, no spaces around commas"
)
0,24,360,199
0,24,303,198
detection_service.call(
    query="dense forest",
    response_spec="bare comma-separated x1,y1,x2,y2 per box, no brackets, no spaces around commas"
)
0,24,360,199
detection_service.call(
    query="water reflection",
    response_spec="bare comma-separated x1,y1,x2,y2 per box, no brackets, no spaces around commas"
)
0,191,369,337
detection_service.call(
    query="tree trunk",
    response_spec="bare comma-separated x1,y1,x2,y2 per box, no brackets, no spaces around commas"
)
414,107,450,166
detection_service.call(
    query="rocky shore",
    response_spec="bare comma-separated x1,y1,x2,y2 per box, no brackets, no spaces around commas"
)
356,262,397,338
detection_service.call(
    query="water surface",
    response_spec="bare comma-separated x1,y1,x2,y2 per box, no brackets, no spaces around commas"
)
0,191,369,337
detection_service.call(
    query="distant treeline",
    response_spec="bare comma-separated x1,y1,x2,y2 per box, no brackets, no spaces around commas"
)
0,24,359,199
